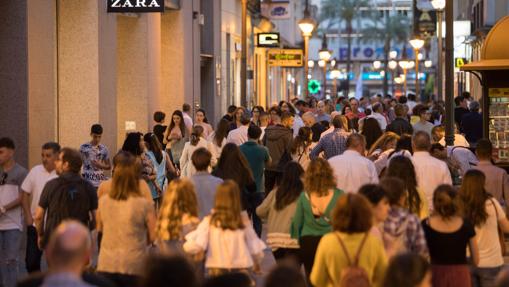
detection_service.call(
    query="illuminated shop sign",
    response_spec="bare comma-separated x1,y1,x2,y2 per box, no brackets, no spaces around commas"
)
257,33,280,48
107,0,164,13
268,49,303,67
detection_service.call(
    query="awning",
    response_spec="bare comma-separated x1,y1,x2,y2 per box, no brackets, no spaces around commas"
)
461,59,509,71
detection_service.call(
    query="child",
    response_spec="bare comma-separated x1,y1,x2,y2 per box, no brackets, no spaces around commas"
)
184,180,266,278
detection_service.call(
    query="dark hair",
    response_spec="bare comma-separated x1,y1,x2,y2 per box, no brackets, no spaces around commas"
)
380,177,407,206
331,115,344,129
153,111,166,123
398,95,408,104
407,93,416,101
394,104,406,117
214,119,230,147
182,103,191,113
240,113,251,125
412,104,425,116
169,111,187,138
203,272,252,287
122,132,143,156
191,148,212,171
361,118,383,150
389,134,413,157
42,142,61,154
476,138,493,159
60,148,83,174
0,137,15,150
291,127,312,155
341,103,352,115
144,133,163,163
332,193,373,233
247,125,262,140
382,253,430,287
140,254,198,287
265,264,307,287
413,131,431,151
227,105,237,114
454,95,465,106
190,125,204,146
275,161,304,211
433,184,459,219
386,156,422,214
358,184,387,205
196,108,209,123
372,103,383,113
460,169,490,226
279,100,297,115
90,124,103,135
268,106,282,118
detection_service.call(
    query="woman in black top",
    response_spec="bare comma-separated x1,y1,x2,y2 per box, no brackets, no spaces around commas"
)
421,184,479,287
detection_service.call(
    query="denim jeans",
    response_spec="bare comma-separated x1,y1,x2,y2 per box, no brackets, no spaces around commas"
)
0,229,22,287
472,266,502,287
246,192,264,238
25,226,42,273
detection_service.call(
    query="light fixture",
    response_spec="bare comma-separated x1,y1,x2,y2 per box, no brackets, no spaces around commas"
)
388,60,398,70
389,51,398,59
373,60,382,69
418,53,424,61
399,60,410,69
407,61,415,69
330,68,341,79
399,74,406,81
298,1,316,37
308,60,315,68
307,74,312,79
287,73,292,82
330,59,336,67
319,34,332,62
318,60,326,67
394,77,403,84
431,0,446,10
409,38,425,50
425,60,433,68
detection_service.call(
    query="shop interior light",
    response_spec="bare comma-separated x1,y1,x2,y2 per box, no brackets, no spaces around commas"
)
373,60,382,69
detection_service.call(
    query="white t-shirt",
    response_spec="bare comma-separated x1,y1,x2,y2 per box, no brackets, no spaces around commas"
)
21,164,58,219
476,199,506,267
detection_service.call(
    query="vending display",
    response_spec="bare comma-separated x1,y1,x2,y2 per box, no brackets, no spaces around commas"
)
488,88,509,164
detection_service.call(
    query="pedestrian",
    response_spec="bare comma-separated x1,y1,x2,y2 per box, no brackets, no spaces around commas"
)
346,98,366,131
182,103,194,134
259,112,270,140
368,102,388,130
310,115,350,160
222,105,237,122
264,263,307,287
195,108,214,138
250,106,264,126
328,134,379,193
314,101,331,123
228,107,248,133
257,161,303,262
164,110,189,169
96,151,156,287
361,118,384,151
454,95,469,131
432,125,470,148
382,253,431,287
121,132,157,184
155,179,199,254
21,142,60,273
239,125,271,237
367,131,399,160
143,133,176,206
226,113,251,145
263,112,294,193
358,184,390,240
386,156,429,219
475,139,509,209
139,254,199,287
180,125,215,178
79,124,111,190
386,104,414,136
459,170,509,287
421,184,479,287
0,137,28,287
310,193,387,287
34,147,97,251
212,143,256,211
152,111,167,149
291,127,313,170
461,101,483,147
412,131,452,212
207,119,229,164
301,112,326,142
379,177,429,258
183,180,266,278
290,158,343,281
190,148,223,219
412,106,434,138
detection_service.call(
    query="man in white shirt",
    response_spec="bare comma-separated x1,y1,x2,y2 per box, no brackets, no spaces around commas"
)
328,134,379,193
21,142,60,272
432,125,470,147
412,131,452,212
226,114,251,145
368,103,387,130
182,103,194,132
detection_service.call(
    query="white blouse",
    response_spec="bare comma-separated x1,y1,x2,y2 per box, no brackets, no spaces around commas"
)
183,213,266,269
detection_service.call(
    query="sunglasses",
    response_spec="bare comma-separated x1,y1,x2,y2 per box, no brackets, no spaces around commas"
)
0,173,7,185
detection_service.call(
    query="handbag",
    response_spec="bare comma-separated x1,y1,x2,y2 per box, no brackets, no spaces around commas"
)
490,198,506,256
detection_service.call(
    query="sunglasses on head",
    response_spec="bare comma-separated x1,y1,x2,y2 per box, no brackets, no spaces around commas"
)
0,173,7,185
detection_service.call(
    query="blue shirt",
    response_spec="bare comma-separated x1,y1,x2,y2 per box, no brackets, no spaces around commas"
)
240,141,270,194
190,172,223,219
310,128,349,160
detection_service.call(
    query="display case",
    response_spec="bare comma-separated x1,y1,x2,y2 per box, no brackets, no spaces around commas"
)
489,88,509,164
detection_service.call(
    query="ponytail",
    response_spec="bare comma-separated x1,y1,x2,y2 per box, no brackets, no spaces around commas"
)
190,125,204,146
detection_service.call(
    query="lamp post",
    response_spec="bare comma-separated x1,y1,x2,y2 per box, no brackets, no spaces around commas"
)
388,60,398,96
241,0,247,107
431,0,445,102
398,60,411,95
319,34,332,98
298,0,316,98
444,0,454,146
409,37,425,99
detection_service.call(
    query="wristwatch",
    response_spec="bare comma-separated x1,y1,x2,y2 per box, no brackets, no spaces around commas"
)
0,206,6,214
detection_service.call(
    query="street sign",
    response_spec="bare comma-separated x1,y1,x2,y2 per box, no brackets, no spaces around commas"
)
455,58,469,68
308,80,321,94
268,49,303,67
257,33,280,48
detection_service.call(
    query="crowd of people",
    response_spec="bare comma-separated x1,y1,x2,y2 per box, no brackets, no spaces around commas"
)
0,94,507,287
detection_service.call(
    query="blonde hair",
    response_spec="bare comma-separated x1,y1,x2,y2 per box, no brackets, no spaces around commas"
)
210,180,244,230
304,158,337,196
110,151,142,200
368,132,400,155
156,179,198,241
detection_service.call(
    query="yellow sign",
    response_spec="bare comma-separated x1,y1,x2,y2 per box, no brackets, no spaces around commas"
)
268,49,303,67
489,88,509,98
455,58,468,68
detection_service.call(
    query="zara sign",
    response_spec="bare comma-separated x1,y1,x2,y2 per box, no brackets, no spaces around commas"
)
107,0,164,13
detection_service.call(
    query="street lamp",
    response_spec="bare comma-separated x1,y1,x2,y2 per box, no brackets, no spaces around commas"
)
409,37,425,98
299,0,316,98
389,51,398,59
319,34,332,97
431,0,445,102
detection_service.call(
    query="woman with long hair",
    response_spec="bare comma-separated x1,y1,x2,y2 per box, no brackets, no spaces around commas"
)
291,127,313,170
156,179,199,253
291,158,344,282
388,134,413,159
212,143,256,210
459,170,509,287
195,109,213,138
122,132,156,184
361,118,383,150
164,110,188,169
207,119,229,164
228,107,247,132
143,133,176,205
179,125,215,178
251,106,265,126
368,132,399,159
97,152,156,287
257,162,304,262
386,156,428,219
421,184,479,287
183,180,266,278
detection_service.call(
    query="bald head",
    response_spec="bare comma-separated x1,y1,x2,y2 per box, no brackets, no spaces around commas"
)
46,220,91,268
413,131,432,151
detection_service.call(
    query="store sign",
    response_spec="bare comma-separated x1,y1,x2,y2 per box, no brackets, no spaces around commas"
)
268,49,303,67
413,0,437,36
455,58,468,68
261,1,290,20
308,80,321,94
107,0,164,13
257,33,280,48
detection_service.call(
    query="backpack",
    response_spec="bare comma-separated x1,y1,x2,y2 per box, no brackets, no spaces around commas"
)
333,232,371,287
381,218,409,258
